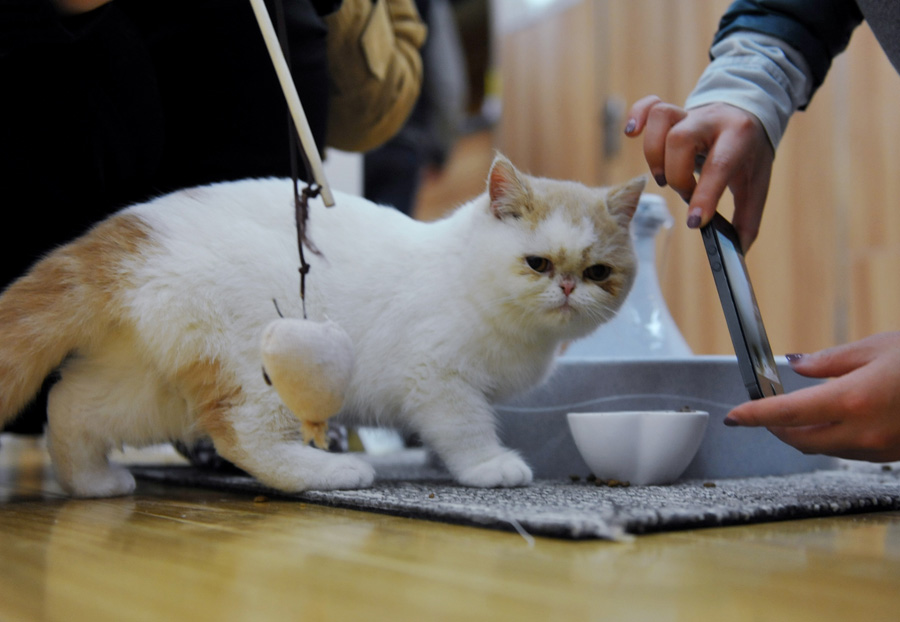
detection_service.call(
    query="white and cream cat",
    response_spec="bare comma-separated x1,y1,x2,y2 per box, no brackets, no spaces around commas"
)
0,155,644,497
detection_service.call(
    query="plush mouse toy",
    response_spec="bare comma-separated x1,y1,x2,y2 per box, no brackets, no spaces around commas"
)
260,318,355,449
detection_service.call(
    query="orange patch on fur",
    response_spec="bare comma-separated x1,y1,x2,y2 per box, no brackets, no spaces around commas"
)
174,358,243,455
71,213,154,293
0,213,154,420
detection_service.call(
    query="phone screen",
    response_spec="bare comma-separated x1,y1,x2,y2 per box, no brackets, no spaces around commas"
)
702,214,783,399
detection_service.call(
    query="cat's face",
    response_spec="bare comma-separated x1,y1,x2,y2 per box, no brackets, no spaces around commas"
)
474,156,644,341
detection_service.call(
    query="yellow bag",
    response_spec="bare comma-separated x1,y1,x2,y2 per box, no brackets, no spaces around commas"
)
324,0,427,152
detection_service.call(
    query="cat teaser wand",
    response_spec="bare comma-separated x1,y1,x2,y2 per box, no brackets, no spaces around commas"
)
250,0,353,449
247,0,334,207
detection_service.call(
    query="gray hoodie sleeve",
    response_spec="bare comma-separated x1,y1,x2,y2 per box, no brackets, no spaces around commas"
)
685,31,813,150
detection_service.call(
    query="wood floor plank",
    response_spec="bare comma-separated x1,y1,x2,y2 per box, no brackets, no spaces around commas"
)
1,435,899,621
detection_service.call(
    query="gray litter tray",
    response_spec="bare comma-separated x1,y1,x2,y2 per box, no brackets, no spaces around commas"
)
496,356,838,480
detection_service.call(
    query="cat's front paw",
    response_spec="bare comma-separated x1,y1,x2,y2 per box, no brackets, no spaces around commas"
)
456,451,533,488
311,454,376,490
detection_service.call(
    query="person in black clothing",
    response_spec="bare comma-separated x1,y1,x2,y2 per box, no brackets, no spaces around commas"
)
1,0,336,434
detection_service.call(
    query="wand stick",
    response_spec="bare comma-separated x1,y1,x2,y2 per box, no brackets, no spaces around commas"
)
248,0,335,207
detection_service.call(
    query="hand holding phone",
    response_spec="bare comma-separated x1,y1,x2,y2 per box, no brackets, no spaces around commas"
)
701,214,783,399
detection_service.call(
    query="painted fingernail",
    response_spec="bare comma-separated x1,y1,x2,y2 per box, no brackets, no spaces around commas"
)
723,417,740,427
686,207,702,229
624,119,636,134
653,173,667,187
785,353,805,364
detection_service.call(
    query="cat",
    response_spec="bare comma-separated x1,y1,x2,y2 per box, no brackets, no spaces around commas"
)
0,154,644,497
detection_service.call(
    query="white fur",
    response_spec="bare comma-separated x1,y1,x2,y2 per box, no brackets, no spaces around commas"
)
24,167,640,496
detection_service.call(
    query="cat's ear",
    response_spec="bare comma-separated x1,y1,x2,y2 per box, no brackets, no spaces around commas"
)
488,154,530,220
605,176,647,226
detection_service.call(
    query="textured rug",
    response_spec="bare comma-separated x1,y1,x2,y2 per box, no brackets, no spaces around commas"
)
130,454,900,541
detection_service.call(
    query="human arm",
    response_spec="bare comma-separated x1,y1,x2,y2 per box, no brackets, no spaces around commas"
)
625,0,864,249
714,0,862,93
323,0,427,152
624,31,809,250
723,333,900,462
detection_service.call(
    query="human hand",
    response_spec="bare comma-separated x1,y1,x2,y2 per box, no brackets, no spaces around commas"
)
624,95,775,250
724,332,900,462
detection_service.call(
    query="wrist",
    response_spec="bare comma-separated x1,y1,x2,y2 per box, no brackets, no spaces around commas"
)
686,31,812,150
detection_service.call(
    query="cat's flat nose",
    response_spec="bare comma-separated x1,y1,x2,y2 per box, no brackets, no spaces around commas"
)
560,278,576,296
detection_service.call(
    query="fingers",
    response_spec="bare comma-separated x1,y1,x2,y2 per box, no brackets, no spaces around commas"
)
625,99,775,246
727,347,883,428
724,335,900,462
720,117,773,250
726,379,846,429
786,348,868,380
696,145,766,249
724,378,862,457
631,99,690,191
750,395,900,463
684,111,773,236
770,423,900,462
624,100,733,227
624,95,663,136
728,187,765,251
787,333,900,378
661,125,702,203
766,422,865,461
682,145,738,230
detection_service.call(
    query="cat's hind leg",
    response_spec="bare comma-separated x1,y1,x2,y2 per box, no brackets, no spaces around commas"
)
45,369,138,498
45,341,194,498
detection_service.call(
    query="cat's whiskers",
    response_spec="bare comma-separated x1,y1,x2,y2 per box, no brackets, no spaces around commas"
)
580,302,618,326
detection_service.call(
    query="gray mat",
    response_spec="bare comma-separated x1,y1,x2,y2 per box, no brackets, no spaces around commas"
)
130,454,900,541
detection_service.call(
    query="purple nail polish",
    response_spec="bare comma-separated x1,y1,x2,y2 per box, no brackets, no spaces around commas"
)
723,417,740,427
654,173,667,187
686,207,702,229
624,119,636,134
785,353,805,364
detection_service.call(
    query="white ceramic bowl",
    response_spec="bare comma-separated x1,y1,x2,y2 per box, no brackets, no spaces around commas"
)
566,410,709,485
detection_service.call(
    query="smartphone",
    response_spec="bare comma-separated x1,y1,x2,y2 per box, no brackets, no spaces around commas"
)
701,213,783,399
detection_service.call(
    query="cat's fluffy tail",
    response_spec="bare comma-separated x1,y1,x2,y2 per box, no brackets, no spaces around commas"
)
0,213,145,425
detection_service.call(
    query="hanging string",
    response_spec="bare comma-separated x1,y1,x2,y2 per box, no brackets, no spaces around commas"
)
272,0,320,319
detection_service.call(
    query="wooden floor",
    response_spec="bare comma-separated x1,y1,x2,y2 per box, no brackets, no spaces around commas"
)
1,435,899,621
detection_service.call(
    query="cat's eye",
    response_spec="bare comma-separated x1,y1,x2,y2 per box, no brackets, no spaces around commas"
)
525,256,552,273
584,264,612,282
